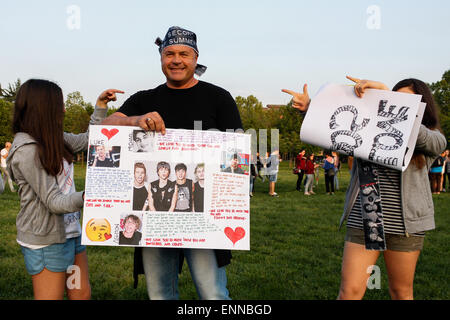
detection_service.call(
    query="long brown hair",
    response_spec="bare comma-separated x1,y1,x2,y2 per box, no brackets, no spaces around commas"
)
392,78,441,169
13,79,73,176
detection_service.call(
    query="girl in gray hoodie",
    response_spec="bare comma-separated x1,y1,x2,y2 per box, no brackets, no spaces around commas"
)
283,76,446,300
7,79,122,299
337,77,446,300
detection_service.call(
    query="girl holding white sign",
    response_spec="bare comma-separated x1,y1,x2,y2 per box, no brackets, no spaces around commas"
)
7,79,122,300
340,77,446,300
283,77,446,300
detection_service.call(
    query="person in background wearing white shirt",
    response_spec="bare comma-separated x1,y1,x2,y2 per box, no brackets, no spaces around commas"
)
1,142,16,192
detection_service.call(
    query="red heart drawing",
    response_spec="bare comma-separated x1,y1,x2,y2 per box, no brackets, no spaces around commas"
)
224,227,245,245
104,233,112,240
101,128,119,140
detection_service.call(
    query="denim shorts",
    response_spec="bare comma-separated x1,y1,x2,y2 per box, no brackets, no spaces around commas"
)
20,236,86,275
268,174,278,182
345,227,424,252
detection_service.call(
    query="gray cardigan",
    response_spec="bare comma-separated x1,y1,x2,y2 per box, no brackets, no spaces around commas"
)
7,107,107,245
340,125,447,235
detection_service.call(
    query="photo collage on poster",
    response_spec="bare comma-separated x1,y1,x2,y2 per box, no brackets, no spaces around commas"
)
82,126,251,250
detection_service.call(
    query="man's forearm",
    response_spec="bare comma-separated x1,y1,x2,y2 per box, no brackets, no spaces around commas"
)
101,112,138,126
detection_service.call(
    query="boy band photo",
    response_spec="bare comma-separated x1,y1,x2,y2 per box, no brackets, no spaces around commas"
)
132,161,205,213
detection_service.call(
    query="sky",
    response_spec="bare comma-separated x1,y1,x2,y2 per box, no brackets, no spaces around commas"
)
0,0,449,109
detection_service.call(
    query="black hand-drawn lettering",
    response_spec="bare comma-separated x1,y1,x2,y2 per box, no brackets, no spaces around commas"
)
369,100,409,166
329,105,370,156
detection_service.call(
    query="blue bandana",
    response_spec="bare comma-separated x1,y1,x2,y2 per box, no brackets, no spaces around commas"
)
156,26,199,54
155,26,207,76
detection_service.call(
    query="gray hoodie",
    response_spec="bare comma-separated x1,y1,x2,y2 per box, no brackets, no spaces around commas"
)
340,125,447,234
7,107,107,245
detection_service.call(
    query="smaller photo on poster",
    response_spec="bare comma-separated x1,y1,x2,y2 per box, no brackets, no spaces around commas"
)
129,130,156,153
220,151,249,175
119,213,143,246
88,145,121,168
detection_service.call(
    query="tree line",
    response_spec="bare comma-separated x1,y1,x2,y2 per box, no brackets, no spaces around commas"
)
1,70,449,158
0,83,117,148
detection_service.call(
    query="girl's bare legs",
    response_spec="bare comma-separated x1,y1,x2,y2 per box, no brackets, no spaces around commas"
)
338,241,380,300
66,250,91,300
31,250,91,300
383,249,420,300
32,269,66,300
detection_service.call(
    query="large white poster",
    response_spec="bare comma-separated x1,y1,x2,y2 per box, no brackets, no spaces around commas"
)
300,84,426,171
81,126,251,250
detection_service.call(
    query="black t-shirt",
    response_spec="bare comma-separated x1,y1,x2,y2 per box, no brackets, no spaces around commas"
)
150,180,176,211
118,81,242,131
96,158,115,167
133,186,148,211
193,181,204,212
89,157,115,167
119,231,142,245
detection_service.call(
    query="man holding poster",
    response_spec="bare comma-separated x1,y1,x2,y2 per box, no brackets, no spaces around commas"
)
102,26,242,300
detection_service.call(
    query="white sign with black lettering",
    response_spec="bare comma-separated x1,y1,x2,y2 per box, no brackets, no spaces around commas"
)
300,84,426,171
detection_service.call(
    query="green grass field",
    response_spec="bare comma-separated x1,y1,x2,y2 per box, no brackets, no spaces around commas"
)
1,161,449,300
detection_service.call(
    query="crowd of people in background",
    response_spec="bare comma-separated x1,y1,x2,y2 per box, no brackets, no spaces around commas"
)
3,139,449,199
295,150,341,196
8,141,448,199
249,148,345,197
247,147,450,198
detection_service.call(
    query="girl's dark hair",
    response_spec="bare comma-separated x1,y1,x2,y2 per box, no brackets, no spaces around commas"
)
392,78,440,130
392,78,441,169
13,79,73,176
